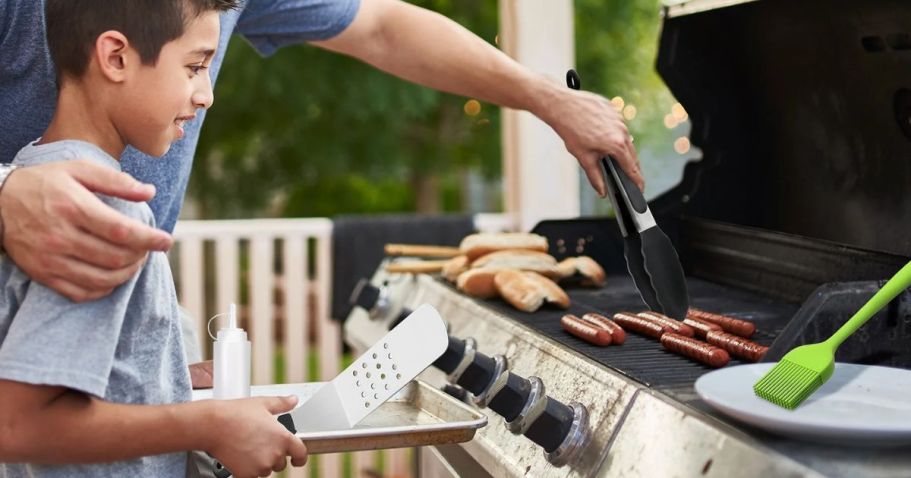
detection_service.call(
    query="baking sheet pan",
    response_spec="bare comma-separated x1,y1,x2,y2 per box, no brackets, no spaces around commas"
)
192,380,487,454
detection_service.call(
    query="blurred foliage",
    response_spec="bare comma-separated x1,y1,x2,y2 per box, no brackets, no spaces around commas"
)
576,0,673,150
190,0,671,219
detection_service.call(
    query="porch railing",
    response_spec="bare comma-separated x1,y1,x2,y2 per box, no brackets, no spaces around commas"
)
170,214,513,478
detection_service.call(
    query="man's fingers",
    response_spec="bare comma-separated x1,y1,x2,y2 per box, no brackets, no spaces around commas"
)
68,228,148,270
609,139,644,193
44,276,112,302
628,142,644,191
579,153,607,198
265,395,299,414
287,435,309,467
71,187,173,252
65,160,156,202
56,254,142,293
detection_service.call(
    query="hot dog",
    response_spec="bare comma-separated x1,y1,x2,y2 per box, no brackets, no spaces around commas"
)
561,314,612,346
687,308,756,338
660,333,730,368
705,330,769,362
637,311,695,337
580,313,626,345
683,317,723,338
612,312,666,339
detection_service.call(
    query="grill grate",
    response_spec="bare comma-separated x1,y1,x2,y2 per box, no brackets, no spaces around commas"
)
475,276,798,400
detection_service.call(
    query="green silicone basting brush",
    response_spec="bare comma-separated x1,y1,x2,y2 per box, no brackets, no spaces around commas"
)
754,259,911,409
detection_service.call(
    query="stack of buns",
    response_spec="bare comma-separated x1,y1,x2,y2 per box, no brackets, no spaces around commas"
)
387,232,606,313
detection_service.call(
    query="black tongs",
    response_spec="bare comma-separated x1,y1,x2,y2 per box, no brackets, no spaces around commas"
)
566,70,690,319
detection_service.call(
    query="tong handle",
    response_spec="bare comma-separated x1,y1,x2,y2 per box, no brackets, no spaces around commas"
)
604,157,647,214
566,70,650,229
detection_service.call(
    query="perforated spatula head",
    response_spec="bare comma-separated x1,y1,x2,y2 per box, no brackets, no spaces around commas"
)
284,304,448,432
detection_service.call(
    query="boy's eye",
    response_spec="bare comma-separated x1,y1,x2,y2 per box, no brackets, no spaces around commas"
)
187,64,207,75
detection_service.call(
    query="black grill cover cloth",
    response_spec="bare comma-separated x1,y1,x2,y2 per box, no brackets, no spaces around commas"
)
331,214,475,321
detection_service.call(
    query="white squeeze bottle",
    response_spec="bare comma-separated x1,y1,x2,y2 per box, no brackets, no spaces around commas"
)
213,303,251,399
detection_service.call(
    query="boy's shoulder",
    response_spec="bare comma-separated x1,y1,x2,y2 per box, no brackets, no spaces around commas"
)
13,140,155,227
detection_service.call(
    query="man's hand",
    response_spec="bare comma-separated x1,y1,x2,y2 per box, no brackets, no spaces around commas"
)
0,160,173,302
535,85,642,197
189,361,214,389
207,396,308,478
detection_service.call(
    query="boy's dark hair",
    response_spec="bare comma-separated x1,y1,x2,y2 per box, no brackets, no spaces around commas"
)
46,0,238,80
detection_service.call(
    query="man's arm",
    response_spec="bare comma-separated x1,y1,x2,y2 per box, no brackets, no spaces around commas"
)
314,0,641,195
0,160,173,302
0,380,307,476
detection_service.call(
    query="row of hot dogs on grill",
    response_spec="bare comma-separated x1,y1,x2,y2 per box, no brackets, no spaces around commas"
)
561,308,768,367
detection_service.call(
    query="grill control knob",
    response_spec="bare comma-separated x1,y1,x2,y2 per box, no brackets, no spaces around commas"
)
433,336,466,374
487,372,532,422
502,376,590,467
456,350,497,395
348,278,413,328
349,279,391,319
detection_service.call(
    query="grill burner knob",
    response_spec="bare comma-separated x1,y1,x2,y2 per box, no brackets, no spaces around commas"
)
501,376,590,467
456,351,498,395
487,372,532,422
433,336,467,374
348,278,413,328
349,278,392,319
526,398,576,453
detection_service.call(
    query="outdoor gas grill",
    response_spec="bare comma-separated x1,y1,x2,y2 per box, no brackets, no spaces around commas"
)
343,0,911,476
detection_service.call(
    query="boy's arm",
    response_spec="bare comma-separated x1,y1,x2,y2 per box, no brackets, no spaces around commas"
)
0,379,307,476
0,379,203,462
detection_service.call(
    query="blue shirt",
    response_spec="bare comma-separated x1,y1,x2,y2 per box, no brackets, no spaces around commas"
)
0,0,360,233
0,140,190,478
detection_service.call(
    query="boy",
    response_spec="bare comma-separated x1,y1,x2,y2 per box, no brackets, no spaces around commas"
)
0,1,307,477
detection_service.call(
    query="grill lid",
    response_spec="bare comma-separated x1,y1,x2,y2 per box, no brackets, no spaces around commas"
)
657,0,911,257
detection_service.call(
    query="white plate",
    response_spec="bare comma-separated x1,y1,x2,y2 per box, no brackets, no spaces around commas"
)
695,363,911,446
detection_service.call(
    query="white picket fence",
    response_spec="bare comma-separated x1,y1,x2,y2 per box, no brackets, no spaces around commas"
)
170,214,513,478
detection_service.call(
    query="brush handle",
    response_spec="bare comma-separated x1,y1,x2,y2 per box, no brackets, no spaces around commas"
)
826,260,911,348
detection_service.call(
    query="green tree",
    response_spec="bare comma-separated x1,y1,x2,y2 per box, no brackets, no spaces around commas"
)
190,0,673,219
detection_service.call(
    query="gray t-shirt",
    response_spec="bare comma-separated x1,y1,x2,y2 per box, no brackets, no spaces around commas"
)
0,141,191,478
0,0,360,233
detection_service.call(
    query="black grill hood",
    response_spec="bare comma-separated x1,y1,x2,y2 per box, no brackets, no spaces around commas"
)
657,0,911,257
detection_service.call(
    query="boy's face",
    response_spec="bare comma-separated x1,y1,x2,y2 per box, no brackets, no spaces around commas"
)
114,11,220,157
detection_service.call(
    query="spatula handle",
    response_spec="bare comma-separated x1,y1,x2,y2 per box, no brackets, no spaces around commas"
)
827,260,911,348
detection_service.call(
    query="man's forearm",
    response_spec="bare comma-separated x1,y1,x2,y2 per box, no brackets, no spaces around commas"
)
0,384,211,463
316,0,559,120
317,0,643,192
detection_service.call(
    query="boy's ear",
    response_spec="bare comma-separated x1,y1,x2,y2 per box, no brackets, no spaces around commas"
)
95,31,132,82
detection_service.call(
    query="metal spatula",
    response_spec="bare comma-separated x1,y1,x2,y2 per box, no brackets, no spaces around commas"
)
566,69,690,319
281,303,449,432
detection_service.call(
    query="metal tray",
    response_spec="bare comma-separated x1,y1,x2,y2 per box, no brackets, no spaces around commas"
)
192,380,487,454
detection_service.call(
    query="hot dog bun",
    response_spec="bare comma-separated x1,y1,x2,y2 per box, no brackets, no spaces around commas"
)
459,233,549,260
493,270,570,312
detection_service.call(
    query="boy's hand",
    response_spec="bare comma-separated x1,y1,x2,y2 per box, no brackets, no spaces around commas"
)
0,160,173,302
207,396,308,477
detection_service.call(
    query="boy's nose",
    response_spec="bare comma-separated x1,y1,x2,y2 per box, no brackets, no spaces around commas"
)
193,75,215,109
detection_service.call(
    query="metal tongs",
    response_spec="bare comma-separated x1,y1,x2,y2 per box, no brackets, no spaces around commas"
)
566,70,690,319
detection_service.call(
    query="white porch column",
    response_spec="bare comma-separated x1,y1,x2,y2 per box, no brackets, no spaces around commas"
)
499,0,578,232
